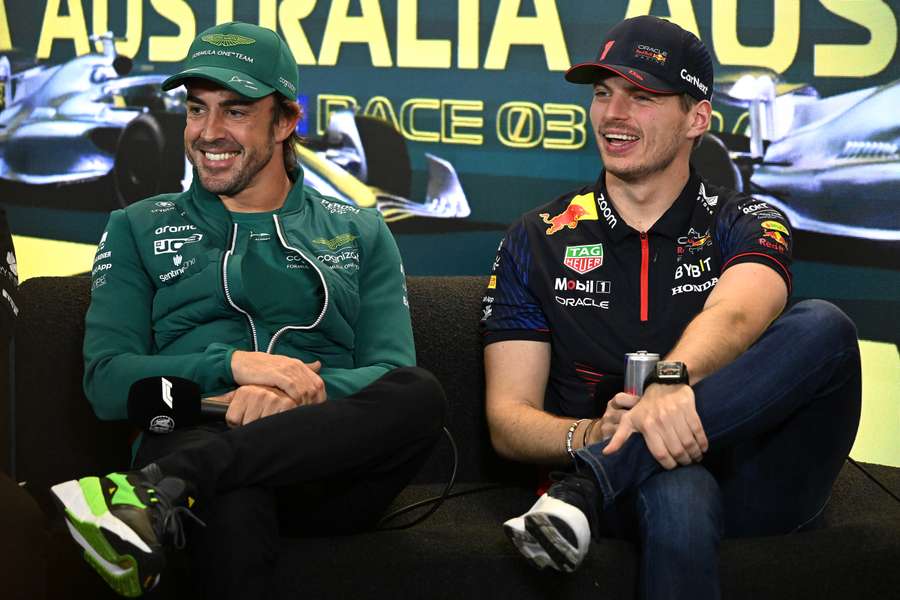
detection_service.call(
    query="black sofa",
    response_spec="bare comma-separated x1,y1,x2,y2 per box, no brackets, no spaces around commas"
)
2,275,899,599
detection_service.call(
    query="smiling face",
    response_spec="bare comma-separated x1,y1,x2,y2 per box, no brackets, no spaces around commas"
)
590,76,703,183
183,79,292,199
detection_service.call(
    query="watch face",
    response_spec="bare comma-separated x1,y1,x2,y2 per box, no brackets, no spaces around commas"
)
657,362,683,378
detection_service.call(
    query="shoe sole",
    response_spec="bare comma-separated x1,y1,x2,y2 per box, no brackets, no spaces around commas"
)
51,478,159,598
525,512,582,573
503,517,559,571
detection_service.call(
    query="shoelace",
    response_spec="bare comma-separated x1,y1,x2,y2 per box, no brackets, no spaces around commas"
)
161,505,207,550
148,484,207,550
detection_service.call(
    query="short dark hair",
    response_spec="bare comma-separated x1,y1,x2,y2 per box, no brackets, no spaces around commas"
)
679,93,704,149
271,95,303,176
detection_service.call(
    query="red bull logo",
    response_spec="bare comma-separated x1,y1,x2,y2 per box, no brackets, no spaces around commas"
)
540,204,587,235
763,230,788,247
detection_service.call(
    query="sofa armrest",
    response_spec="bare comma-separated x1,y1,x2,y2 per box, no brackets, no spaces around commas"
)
14,277,132,516
0,471,47,600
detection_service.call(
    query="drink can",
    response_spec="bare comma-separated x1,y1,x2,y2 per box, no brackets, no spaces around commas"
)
624,351,660,396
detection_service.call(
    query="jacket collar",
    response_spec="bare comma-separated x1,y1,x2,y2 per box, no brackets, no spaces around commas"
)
179,167,308,241
593,169,703,242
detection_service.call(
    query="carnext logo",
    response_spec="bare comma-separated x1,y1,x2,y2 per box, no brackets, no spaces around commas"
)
680,69,709,96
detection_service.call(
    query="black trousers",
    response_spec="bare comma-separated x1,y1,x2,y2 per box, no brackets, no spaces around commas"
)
133,366,446,599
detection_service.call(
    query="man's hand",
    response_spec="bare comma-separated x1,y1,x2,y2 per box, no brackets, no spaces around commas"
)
231,351,326,405
587,392,639,444
602,384,708,469
221,384,298,428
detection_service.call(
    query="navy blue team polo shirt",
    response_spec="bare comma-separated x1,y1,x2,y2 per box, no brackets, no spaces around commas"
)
481,170,792,419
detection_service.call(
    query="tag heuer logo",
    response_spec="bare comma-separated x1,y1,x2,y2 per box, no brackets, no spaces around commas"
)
202,33,256,47
564,244,603,274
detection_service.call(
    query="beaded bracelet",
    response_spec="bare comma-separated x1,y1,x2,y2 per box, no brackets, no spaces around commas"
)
566,419,588,458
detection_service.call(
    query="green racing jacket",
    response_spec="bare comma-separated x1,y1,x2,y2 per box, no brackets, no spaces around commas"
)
84,169,414,420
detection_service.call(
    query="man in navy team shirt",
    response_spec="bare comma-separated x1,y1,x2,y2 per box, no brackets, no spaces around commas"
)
481,15,862,599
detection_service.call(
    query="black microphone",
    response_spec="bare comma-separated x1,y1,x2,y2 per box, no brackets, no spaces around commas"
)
127,376,229,434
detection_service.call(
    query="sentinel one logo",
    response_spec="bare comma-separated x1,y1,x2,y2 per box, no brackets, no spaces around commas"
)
680,69,709,96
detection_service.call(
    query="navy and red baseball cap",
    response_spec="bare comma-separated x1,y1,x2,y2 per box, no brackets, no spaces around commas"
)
566,16,714,102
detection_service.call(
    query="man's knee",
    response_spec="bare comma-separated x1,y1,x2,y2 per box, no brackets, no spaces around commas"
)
383,366,447,435
786,299,858,351
637,465,723,546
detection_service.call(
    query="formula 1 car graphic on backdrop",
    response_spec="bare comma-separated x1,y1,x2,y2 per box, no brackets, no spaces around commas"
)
0,33,470,222
693,70,899,242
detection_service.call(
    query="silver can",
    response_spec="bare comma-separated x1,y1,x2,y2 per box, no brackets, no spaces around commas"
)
624,351,660,396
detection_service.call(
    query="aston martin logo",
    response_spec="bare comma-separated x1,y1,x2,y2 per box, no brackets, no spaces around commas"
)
202,34,256,47
312,233,358,251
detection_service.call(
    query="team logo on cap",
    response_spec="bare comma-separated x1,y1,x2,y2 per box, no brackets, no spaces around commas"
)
599,40,615,61
202,33,256,47
635,44,668,65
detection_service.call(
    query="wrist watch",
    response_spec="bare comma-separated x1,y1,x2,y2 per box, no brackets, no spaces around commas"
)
644,361,690,387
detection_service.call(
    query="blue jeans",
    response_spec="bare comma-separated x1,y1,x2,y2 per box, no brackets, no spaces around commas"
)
575,300,862,599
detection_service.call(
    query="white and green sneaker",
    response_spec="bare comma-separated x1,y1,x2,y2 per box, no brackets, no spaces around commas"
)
50,464,201,597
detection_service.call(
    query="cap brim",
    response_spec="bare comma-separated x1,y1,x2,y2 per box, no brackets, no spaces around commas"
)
565,63,678,95
161,66,275,99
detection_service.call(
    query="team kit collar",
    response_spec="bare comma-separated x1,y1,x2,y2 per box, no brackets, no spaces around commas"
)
591,169,704,242
183,166,309,232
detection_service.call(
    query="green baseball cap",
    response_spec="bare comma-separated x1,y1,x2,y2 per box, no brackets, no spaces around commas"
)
162,21,298,100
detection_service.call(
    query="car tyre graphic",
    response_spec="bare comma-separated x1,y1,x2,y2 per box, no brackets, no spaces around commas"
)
691,132,745,193
113,112,184,207
354,115,412,199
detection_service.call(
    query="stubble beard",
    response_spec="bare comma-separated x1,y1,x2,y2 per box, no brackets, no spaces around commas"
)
600,124,686,183
188,138,276,197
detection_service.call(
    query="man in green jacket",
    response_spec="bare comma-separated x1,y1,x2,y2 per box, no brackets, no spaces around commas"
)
51,21,444,599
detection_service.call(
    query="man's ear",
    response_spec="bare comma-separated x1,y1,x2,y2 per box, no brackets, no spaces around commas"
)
688,99,712,142
274,100,301,143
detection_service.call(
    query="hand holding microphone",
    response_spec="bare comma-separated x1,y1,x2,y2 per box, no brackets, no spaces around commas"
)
127,376,229,434
127,376,300,433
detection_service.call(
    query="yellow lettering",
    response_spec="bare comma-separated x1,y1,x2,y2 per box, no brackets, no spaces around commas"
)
259,0,276,31
0,0,13,51
92,0,143,57
400,98,440,142
148,0,196,62
484,0,570,71
37,0,90,58
215,0,233,23
709,110,724,133
816,0,898,77
397,0,451,68
712,0,799,73
317,94,358,135
497,101,543,148
543,103,585,150
442,99,483,145
279,0,317,65
458,0,479,69
624,0,701,38
318,0,392,67
363,96,400,131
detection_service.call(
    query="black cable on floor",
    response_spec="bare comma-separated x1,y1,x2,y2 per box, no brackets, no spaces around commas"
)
848,457,900,504
378,426,458,530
